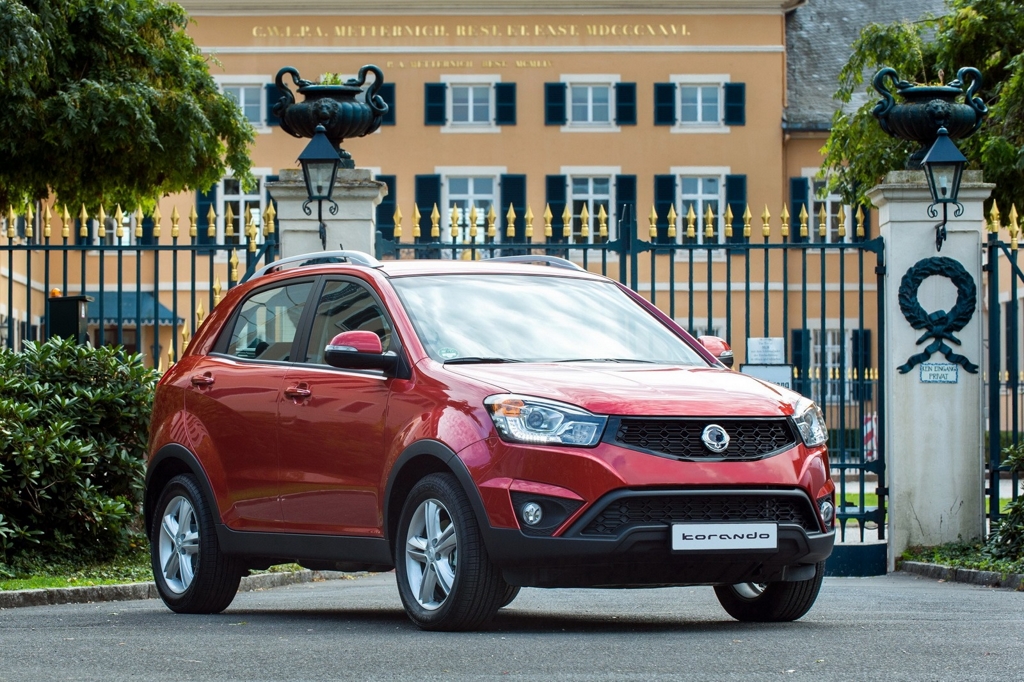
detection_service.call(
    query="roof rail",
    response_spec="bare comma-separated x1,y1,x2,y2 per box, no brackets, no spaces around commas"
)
250,250,382,279
484,255,584,271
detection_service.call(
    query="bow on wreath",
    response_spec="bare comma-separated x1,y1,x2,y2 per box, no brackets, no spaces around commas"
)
897,256,978,374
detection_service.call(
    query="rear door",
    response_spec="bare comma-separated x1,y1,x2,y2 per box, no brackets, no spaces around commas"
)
277,277,397,535
184,279,315,531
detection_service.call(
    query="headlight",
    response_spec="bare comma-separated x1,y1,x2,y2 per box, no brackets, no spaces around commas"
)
792,397,828,447
485,394,607,447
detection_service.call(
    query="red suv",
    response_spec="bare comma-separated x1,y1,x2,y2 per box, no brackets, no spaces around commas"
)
146,251,835,630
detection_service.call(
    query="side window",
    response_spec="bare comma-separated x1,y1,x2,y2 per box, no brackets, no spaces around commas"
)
224,282,313,361
305,280,393,364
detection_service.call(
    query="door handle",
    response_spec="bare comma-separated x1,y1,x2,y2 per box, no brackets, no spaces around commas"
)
284,384,312,399
190,373,214,386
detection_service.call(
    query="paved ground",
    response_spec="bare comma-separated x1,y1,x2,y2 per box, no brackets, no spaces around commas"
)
1,572,1021,681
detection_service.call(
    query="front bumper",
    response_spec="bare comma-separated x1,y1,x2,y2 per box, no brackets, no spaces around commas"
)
480,487,835,588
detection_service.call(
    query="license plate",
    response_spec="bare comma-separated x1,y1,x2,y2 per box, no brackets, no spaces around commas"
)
671,523,778,551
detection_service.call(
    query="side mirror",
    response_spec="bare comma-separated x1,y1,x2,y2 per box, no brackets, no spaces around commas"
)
697,335,734,369
324,331,397,371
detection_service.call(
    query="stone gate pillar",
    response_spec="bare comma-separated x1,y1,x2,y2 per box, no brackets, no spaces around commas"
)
267,168,386,259
868,170,992,568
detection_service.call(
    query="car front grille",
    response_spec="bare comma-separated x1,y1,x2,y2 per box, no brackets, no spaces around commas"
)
579,493,820,536
612,417,798,460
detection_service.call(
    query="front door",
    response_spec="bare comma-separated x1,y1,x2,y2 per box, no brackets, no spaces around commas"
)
278,278,395,535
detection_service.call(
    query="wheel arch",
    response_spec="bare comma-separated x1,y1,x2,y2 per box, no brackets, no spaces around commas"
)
145,443,220,537
383,440,492,556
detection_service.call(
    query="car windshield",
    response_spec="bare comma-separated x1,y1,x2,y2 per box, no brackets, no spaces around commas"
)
390,274,708,365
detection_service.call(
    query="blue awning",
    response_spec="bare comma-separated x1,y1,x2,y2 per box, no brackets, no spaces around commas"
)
85,291,183,326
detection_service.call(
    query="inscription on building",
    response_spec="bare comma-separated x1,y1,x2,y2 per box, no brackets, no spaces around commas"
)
250,23,691,40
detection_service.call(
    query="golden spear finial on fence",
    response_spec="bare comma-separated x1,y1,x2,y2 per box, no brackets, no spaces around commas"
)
525,205,534,239
648,206,658,239
135,207,144,240
817,204,827,239
430,203,440,238
469,205,479,239
392,205,402,241
114,205,124,239
450,204,460,240
742,204,752,239
781,205,790,239
196,300,205,327
189,205,198,239
855,205,865,238
229,250,239,282
6,206,15,239
24,203,34,240
562,205,572,239
598,205,608,239
224,203,235,238
543,204,553,238
97,205,106,239
486,205,496,239
799,204,808,238
206,204,216,239
79,205,89,239
44,204,52,241
837,205,847,239
171,206,180,239
579,204,589,238
412,203,422,239
1009,204,1019,251
506,204,517,238
213,276,222,307
152,204,162,239
264,202,276,236
724,205,734,239
61,205,70,239
761,205,771,240
990,200,1001,234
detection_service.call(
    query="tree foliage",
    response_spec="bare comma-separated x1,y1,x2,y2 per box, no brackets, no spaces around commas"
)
821,0,1024,213
0,0,254,212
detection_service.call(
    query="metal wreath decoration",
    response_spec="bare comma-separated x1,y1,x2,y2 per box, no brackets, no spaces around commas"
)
897,256,978,374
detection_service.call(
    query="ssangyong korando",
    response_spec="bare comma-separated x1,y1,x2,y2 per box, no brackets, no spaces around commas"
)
146,251,834,630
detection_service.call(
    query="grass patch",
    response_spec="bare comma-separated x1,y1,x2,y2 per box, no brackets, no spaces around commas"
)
0,547,153,591
1,547,307,591
901,541,1024,576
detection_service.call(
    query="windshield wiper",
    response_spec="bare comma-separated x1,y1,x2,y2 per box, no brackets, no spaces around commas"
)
550,358,657,363
443,357,523,365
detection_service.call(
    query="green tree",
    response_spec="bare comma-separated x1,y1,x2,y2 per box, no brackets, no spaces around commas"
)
0,0,253,212
821,0,1024,213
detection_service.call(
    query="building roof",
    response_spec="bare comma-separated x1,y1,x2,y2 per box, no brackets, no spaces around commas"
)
784,0,946,132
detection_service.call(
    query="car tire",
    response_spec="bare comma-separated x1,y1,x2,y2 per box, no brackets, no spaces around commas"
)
150,474,243,614
394,473,508,631
500,585,522,608
713,562,825,622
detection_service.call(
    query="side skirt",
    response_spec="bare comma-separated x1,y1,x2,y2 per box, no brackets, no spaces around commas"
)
215,524,394,572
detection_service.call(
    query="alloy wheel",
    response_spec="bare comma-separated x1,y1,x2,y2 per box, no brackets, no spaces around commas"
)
404,498,458,610
158,495,200,594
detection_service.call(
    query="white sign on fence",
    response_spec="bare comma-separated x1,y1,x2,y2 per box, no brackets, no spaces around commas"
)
740,364,794,391
746,337,785,364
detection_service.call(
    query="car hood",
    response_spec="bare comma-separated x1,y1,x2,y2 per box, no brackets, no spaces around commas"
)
443,363,798,417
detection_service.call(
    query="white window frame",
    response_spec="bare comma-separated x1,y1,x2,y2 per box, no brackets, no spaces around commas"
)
669,74,730,134
561,166,620,244
809,326,854,403
669,166,730,249
560,74,620,133
217,168,271,251
441,75,501,134
214,75,272,133
801,168,852,244
437,166,506,245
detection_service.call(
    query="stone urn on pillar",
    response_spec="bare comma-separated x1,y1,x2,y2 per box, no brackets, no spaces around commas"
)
872,66,988,168
271,65,389,169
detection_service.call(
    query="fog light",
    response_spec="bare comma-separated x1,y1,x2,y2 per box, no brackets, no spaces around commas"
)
819,499,836,528
521,502,543,526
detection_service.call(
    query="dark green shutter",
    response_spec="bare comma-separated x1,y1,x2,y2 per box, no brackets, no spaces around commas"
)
265,84,283,126
500,174,527,241
546,175,567,242
724,83,745,126
615,175,637,241
379,83,396,125
791,329,811,397
544,83,566,125
414,175,441,242
375,175,397,240
494,83,516,125
789,177,809,243
654,175,676,244
424,83,446,125
852,329,873,401
654,83,676,125
196,186,217,246
615,82,637,125
725,174,746,243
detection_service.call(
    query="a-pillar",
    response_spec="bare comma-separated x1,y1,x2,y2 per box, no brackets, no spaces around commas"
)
267,168,387,258
867,170,992,569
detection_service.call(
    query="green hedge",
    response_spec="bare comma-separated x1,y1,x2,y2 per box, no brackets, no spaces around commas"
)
0,338,158,561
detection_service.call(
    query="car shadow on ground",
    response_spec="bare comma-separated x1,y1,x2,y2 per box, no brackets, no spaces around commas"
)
212,606,830,635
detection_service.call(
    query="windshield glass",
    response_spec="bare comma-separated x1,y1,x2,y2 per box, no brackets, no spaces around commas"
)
391,274,708,365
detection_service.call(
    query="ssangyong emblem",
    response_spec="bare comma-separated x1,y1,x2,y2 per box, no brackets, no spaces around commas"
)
701,424,730,453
